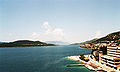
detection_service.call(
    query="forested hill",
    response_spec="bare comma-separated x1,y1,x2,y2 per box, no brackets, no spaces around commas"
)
92,31,120,43
0,40,55,47
71,31,120,45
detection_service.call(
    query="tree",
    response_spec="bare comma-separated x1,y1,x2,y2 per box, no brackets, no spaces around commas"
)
79,54,85,60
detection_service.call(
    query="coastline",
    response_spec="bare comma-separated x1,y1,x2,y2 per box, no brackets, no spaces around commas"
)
65,55,119,72
65,55,96,71
65,56,88,64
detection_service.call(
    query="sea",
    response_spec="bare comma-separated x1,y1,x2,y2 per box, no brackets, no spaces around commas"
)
0,45,94,72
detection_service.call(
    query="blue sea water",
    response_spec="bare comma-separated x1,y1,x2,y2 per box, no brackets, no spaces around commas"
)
0,45,93,72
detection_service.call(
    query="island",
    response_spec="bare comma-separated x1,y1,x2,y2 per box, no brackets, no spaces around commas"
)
0,40,56,47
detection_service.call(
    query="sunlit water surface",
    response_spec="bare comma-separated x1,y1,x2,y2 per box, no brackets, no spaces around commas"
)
0,45,94,72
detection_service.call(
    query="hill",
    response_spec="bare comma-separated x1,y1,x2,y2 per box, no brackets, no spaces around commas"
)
0,42,6,44
73,31,120,45
46,41,69,45
71,38,98,45
0,40,55,47
92,31,120,43
80,31,120,48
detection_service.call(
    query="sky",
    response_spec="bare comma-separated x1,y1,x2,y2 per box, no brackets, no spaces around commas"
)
0,0,120,43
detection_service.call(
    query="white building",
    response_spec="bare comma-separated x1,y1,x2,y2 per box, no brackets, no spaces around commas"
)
100,46,120,71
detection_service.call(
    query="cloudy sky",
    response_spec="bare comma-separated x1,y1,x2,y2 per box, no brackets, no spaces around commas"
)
0,0,120,43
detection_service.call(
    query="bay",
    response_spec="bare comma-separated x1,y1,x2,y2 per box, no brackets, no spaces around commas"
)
0,45,93,72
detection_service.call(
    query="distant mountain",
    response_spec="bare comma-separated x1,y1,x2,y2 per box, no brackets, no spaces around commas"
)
0,42,7,44
92,31,120,43
71,38,98,45
0,40,55,47
0,42,3,44
81,38,98,44
46,41,69,45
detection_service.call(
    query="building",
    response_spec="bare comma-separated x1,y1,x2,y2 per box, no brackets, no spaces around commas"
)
99,46,120,71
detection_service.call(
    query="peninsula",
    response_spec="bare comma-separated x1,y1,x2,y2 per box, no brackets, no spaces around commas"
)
66,31,120,72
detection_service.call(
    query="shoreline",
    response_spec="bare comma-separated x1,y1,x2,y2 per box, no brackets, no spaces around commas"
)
65,55,96,71
65,56,88,64
65,55,106,72
65,55,119,72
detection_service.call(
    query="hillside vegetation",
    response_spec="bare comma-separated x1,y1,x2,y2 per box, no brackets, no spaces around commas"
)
93,31,120,43
0,40,55,47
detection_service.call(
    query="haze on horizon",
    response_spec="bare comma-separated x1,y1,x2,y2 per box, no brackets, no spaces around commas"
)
0,0,120,43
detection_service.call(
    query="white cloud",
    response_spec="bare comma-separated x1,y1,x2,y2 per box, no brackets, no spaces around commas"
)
43,22,65,41
43,22,52,35
30,22,65,41
94,31,102,38
53,28,64,37
31,32,40,39
51,28,65,41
